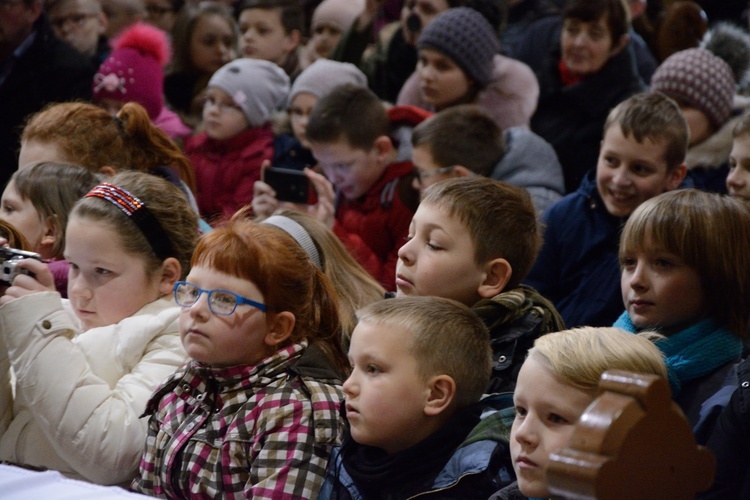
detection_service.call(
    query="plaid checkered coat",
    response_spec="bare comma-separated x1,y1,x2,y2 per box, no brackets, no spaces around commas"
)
131,342,344,499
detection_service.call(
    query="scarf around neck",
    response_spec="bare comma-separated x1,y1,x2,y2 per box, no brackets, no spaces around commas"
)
613,312,741,395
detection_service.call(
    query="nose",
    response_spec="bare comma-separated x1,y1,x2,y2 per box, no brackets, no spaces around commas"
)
611,166,631,187
727,168,744,190
513,414,539,448
397,236,415,265
188,290,212,319
418,63,435,82
627,261,648,291
342,370,358,398
68,273,91,300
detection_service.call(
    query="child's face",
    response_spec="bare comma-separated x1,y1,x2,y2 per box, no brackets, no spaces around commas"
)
344,320,435,454
410,144,458,192
238,8,297,66
202,87,249,140
288,92,317,148
48,0,105,57
560,14,618,77
396,203,486,307
309,23,342,59
189,13,235,74
596,125,683,218
680,106,713,146
727,134,750,199
620,238,707,335
178,265,275,367
510,355,594,498
416,48,472,110
65,215,164,331
0,181,49,257
97,97,125,117
311,138,388,200
17,140,67,169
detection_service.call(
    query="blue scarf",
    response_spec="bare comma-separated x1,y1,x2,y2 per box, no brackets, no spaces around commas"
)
614,312,741,396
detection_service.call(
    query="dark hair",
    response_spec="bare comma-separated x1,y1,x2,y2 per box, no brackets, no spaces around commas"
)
237,0,304,34
411,105,504,176
306,84,390,150
563,0,630,44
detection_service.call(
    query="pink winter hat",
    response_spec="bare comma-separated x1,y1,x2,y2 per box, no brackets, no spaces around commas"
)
93,23,171,120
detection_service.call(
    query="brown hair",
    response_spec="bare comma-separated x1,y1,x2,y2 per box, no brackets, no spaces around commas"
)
357,296,492,408
620,189,750,337
306,84,390,150
170,1,238,74
603,91,688,169
411,105,504,176
21,102,196,192
733,111,750,139
563,0,630,44
237,0,305,34
420,176,541,288
71,171,198,279
191,217,348,374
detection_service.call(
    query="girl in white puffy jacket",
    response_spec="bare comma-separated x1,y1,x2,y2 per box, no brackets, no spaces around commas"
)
0,170,198,485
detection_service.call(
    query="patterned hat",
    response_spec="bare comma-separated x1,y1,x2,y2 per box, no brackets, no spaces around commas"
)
93,23,170,120
417,7,499,87
651,48,735,128
208,59,290,127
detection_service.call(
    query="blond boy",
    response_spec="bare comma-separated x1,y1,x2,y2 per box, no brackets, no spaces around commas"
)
319,296,514,498
397,176,564,392
727,112,750,200
525,91,688,328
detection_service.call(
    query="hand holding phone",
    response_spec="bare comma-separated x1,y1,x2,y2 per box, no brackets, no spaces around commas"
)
262,167,311,204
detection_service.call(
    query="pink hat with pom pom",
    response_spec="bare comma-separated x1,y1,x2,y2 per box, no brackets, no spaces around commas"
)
93,23,171,120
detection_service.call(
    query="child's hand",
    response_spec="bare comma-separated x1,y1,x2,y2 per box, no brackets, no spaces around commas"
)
253,161,280,221
0,257,56,305
305,168,336,229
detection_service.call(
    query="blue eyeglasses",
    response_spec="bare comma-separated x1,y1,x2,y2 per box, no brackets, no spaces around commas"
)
174,281,266,316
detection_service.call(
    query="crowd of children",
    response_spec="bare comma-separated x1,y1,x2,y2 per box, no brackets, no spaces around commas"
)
3,0,750,497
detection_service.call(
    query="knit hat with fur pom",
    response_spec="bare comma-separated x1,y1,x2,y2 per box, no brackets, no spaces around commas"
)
288,59,367,106
208,59,290,127
93,23,170,120
312,0,364,33
417,7,499,87
651,22,750,129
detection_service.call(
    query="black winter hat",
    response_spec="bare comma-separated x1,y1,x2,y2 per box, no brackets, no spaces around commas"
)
417,7,500,88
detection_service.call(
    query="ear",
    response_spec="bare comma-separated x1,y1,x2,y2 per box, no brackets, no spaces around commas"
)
610,33,630,56
98,165,117,177
451,165,473,178
423,375,456,416
38,216,58,257
477,257,512,299
264,311,295,347
156,257,182,296
284,29,302,52
665,164,687,191
373,135,394,165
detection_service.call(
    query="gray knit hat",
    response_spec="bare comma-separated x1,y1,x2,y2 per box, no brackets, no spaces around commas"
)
417,7,499,87
288,59,367,106
208,59,290,127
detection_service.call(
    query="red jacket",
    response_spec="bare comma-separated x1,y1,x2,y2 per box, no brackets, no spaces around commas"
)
185,124,274,224
333,161,417,291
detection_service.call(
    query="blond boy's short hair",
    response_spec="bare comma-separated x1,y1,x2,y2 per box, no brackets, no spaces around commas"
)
603,92,688,169
420,176,540,288
530,327,667,393
357,297,492,408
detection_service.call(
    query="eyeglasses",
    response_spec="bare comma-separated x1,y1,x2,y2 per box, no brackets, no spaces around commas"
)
414,166,455,184
50,12,97,30
174,281,266,316
203,95,243,113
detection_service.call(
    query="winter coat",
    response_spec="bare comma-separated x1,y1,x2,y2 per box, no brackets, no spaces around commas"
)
272,133,317,172
472,285,565,394
0,292,186,485
512,17,645,192
185,124,275,224
397,54,539,131
333,161,418,291
491,127,565,213
0,14,94,180
131,342,344,499
524,173,626,328
318,393,516,499
153,106,192,141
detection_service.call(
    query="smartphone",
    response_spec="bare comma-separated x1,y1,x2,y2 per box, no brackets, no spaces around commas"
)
263,167,311,204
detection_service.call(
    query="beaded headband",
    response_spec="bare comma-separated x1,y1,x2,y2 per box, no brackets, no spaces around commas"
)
85,182,175,261
262,215,322,269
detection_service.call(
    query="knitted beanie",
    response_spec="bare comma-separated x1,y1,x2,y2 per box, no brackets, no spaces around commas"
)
312,0,364,33
651,48,735,128
93,23,170,120
288,59,367,106
417,7,499,87
208,59,290,127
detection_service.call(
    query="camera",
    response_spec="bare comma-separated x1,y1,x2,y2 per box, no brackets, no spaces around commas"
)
0,247,42,285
